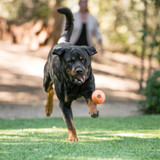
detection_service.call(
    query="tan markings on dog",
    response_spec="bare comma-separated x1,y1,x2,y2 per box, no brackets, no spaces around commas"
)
88,98,97,114
79,56,83,60
45,89,54,117
84,67,88,76
47,81,53,92
65,95,68,103
67,69,73,77
64,65,67,69
67,119,78,141
71,67,76,75
72,57,75,61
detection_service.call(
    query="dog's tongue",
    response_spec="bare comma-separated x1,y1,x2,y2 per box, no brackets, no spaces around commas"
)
77,75,85,82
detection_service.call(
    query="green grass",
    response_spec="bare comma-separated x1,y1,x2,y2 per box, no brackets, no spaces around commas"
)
0,115,160,160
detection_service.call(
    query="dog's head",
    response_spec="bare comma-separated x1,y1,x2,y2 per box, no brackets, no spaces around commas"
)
51,43,97,85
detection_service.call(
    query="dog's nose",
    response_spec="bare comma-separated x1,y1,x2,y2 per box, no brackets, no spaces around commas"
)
76,68,83,74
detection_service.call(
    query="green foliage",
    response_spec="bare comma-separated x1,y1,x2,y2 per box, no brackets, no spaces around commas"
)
158,51,160,63
138,70,160,114
151,0,160,8
140,0,160,66
0,0,160,55
0,0,22,20
139,29,148,41
16,0,51,24
0,116,160,159
150,41,159,48
0,0,50,23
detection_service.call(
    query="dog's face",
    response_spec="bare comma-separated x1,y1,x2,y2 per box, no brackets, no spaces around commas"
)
52,44,97,85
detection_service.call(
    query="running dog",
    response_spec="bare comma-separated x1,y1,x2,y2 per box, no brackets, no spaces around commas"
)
43,8,99,141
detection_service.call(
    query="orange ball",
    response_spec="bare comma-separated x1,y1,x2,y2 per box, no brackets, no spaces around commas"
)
92,90,105,104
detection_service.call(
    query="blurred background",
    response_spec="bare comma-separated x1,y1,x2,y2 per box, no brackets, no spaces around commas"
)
0,0,159,119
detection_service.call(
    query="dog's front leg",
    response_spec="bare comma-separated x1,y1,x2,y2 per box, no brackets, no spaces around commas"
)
60,102,78,141
86,98,99,118
45,81,54,117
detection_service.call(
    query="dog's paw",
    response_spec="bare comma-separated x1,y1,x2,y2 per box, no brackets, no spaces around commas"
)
91,111,99,118
46,112,51,117
45,104,53,117
67,137,78,142
45,108,52,117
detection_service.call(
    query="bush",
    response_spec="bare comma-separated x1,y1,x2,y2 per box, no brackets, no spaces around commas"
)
138,70,160,114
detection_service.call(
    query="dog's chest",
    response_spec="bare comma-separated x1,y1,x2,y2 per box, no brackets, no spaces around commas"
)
65,85,83,101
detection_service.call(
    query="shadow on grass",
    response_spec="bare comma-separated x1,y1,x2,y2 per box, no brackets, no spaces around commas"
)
0,115,160,131
0,116,160,159
0,129,160,159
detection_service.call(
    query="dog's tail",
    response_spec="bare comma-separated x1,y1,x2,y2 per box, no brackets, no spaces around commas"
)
57,8,74,43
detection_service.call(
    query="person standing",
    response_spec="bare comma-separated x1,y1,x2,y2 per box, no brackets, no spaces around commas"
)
62,0,104,54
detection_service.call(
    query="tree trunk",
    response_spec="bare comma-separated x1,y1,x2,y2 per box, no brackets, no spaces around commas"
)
139,0,148,91
47,0,63,46
148,8,159,76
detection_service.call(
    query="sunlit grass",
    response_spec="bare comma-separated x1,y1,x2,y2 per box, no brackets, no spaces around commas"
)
0,116,160,160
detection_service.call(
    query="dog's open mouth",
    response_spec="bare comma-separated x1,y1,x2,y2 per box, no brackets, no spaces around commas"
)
74,75,86,84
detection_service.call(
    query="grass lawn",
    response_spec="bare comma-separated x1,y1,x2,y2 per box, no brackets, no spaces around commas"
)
0,115,160,160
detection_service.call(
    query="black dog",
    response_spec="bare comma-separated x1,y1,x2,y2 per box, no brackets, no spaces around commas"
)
43,8,99,141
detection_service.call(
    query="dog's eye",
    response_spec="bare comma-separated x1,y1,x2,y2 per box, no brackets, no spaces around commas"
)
67,59,74,64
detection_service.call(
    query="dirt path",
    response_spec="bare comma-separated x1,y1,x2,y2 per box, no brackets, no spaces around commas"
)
0,41,143,119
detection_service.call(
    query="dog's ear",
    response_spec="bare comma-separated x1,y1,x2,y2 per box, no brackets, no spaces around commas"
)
82,46,97,56
51,44,65,56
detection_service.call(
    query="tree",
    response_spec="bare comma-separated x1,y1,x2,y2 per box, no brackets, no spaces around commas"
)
47,0,63,46
139,0,148,91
